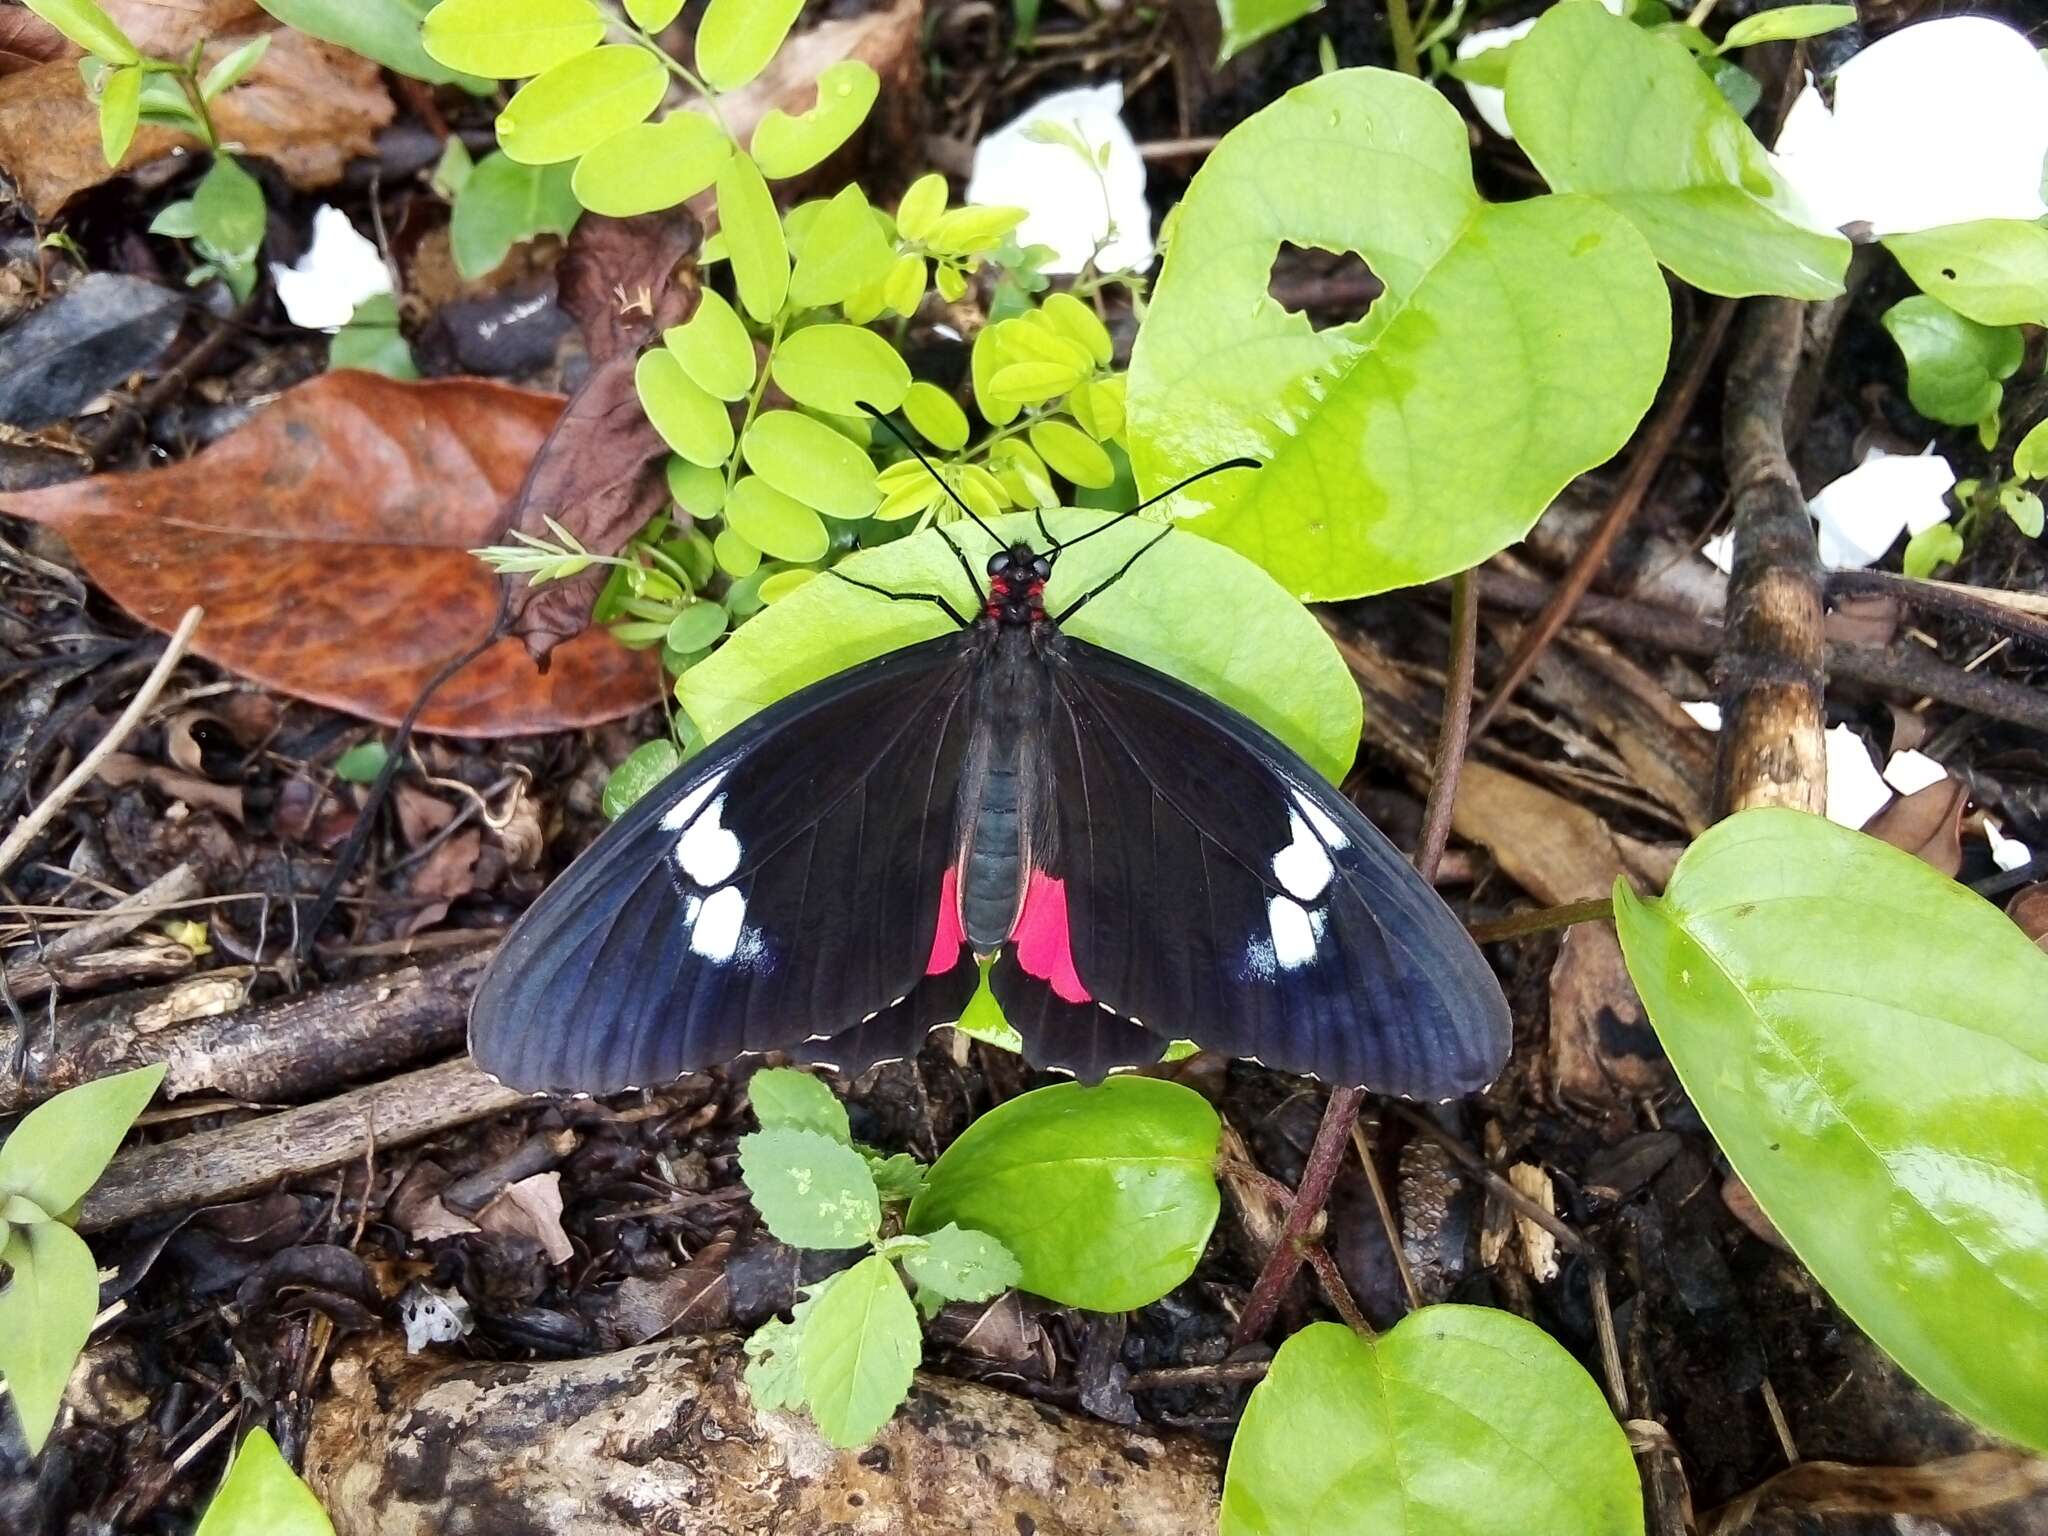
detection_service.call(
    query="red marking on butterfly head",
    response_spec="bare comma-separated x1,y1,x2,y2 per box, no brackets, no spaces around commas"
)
985,544,1052,626
1013,872,1090,1003
927,866,966,974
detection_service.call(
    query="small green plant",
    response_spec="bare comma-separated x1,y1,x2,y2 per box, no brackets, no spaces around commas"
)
193,1427,335,1536
0,1062,165,1456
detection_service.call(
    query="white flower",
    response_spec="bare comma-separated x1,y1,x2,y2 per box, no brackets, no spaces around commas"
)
1882,749,1947,796
964,83,1152,276
1985,818,2034,873
1702,530,1735,574
1808,446,1955,570
1681,701,1722,731
1825,724,1892,829
1455,16,1539,140
270,206,393,331
1771,16,2048,235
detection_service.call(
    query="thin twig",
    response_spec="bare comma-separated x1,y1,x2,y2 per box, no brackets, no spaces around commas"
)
1412,569,1476,881
0,607,204,880
1825,568,2048,652
1350,1120,1423,1312
1304,1244,1372,1334
1466,897,1616,945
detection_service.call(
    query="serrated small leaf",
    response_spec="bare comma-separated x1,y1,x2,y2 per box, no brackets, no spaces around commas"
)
450,152,580,279
497,45,667,166
0,1062,165,1216
717,153,790,322
901,1223,1020,1308
696,0,804,91
637,348,736,468
751,59,879,179
194,1427,336,1536
865,1151,928,1205
725,476,830,562
1029,418,1114,488
573,112,733,218
902,381,968,451
796,1254,920,1446
743,1313,808,1412
770,323,911,415
665,287,757,401
0,1222,98,1455
421,0,604,80
749,1068,851,1141
602,738,683,819
738,1127,881,1248
742,411,881,519
25,0,137,65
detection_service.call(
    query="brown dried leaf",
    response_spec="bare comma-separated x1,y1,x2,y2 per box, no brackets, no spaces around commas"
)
410,828,481,906
0,371,660,735
1547,922,1675,1134
94,751,245,821
600,1258,731,1347
1719,1173,1790,1252
2008,883,2048,951
0,11,66,75
1864,777,1966,875
477,1172,573,1265
1702,1448,2048,1536
394,784,456,848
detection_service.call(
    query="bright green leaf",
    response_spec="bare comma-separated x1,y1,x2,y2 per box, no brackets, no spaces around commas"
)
717,152,790,322
1880,296,2022,428
908,1077,1221,1312
637,348,736,468
664,287,756,401
665,599,728,654
758,567,819,604
896,173,947,242
573,112,732,218
1216,0,1323,65
795,1254,919,1447
788,183,892,310
1128,68,1670,601
97,63,140,166
0,1222,99,1456
625,0,682,28
329,293,417,380
257,0,482,89
668,455,728,518
497,45,667,165
714,527,760,578
602,738,682,819
421,0,603,80
749,1068,851,1142
696,0,804,91
25,0,136,64
201,35,270,101
1718,3,1856,51
1221,1312,1643,1535
770,323,911,415
449,152,580,279
0,1062,165,1217
2016,419,2048,482
1029,419,1114,488
1886,220,2048,328
332,740,388,784
1901,521,1963,580
902,381,968,451
193,154,266,264
751,59,879,179
679,510,1361,782
2001,484,2044,539
1040,292,1113,367
1613,807,2048,1451
901,1223,1020,1312
741,410,881,520
725,475,830,562
738,1126,881,1249
1507,5,1847,299
194,1428,336,1536
743,1308,808,1412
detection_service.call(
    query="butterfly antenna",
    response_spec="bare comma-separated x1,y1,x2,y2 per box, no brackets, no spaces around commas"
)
1054,456,1263,555
861,405,1007,548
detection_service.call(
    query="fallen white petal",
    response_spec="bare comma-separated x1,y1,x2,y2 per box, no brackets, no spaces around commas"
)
1455,16,1539,141
1771,16,2048,235
1985,818,2034,873
1808,447,1955,570
1681,701,1722,731
1881,749,1947,795
270,205,393,331
1702,530,1735,574
1825,724,1892,829
965,83,1152,276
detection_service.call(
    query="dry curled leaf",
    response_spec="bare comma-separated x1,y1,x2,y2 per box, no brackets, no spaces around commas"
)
1864,777,1967,875
0,371,661,735
2008,883,2048,950
1703,1447,2048,1535
477,1172,573,1265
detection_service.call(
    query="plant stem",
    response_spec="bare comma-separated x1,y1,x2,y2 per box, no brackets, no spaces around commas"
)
1387,0,1422,77
1464,897,1615,945
1230,1083,1367,1347
727,315,785,494
618,23,734,139
176,67,220,150
1685,0,1721,27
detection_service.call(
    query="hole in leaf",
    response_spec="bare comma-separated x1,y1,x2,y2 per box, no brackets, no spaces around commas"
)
1267,243,1382,331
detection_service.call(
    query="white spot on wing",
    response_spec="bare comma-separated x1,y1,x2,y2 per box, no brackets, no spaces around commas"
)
690,885,747,961
659,769,728,833
674,793,741,884
1272,810,1334,901
1267,895,1318,970
1293,793,1349,851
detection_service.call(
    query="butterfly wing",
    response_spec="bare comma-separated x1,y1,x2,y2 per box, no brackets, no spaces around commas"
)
1032,632,1511,1100
470,632,982,1093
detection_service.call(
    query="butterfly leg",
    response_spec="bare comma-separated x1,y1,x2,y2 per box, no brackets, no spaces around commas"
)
1053,523,1173,623
826,568,972,629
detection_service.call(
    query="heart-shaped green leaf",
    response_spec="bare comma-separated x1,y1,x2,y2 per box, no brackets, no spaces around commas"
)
1880,296,2021,428
1126,68,1668,601
908,1077,1221,1312
0,1061,165,1217
194,1428,336,1536
573,112,733,219
421,0,603,80
496,45,667,165
1614,807,2048,1452
0,1221,99,1455
770,323,911,415
751,59,880,179
1884,220,2048,328
1221,1311,1642,1534
1507,4,1849,299
678,510,1362,783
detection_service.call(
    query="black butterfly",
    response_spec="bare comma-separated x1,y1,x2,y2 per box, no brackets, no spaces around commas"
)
470,450,1510,1100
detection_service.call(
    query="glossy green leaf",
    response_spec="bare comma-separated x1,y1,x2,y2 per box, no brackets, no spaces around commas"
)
1885,221,2048,328
193,155,266,264
258,0,480,88
902,381,968,451
908,1077,1220,1311
714,528,760,578
421,0,603,79
98,63,140,166
788,184,892,311
194,1428,336,1536
1613,807,2048,1451
896,173,947,242
0,1221,98,1455
332,741,388,784
2018,420,2048,483
201,36,271,101
449,152,580,279
696,0,804,91
741,410,880,520
717,152,790,322
665,599,728,654
1880,296,2021,429
1506,5,1847,299
637,349,735,468
1216,0,1324,64
751,59,879,179
0,1062,165,1217
1129,68,1667,601
796,1254,919,1446
573,112,733,218
2001,484,2044,538
749,1068,851,1142
667,456,728,518
770,323,911,415
725,475,830,562
664,287,756,401
625,0,682,28
679,510,1361,782
739,1126,880,1249
1029,419,1114,489
602,738,682,819
1040,292,1113,368
1221,1311,1642,1535
25,0,136,64
330,294,418,380
901,1223,1021,1312
497,45,667,165
1718,3,1855,50
1901,521,1963,580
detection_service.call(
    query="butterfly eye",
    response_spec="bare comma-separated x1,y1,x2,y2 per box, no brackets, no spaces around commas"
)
1031,557,1052,581
988,552,1013,576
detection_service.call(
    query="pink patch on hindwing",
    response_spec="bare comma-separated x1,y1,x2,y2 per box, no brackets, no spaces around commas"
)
1013,872,1091,1003
927,866,965,974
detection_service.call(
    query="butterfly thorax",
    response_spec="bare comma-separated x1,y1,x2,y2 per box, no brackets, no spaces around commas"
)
984,543,1051,627
954,623,1057,952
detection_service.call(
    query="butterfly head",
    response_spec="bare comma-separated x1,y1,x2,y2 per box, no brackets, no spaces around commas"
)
985,544,1052,626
